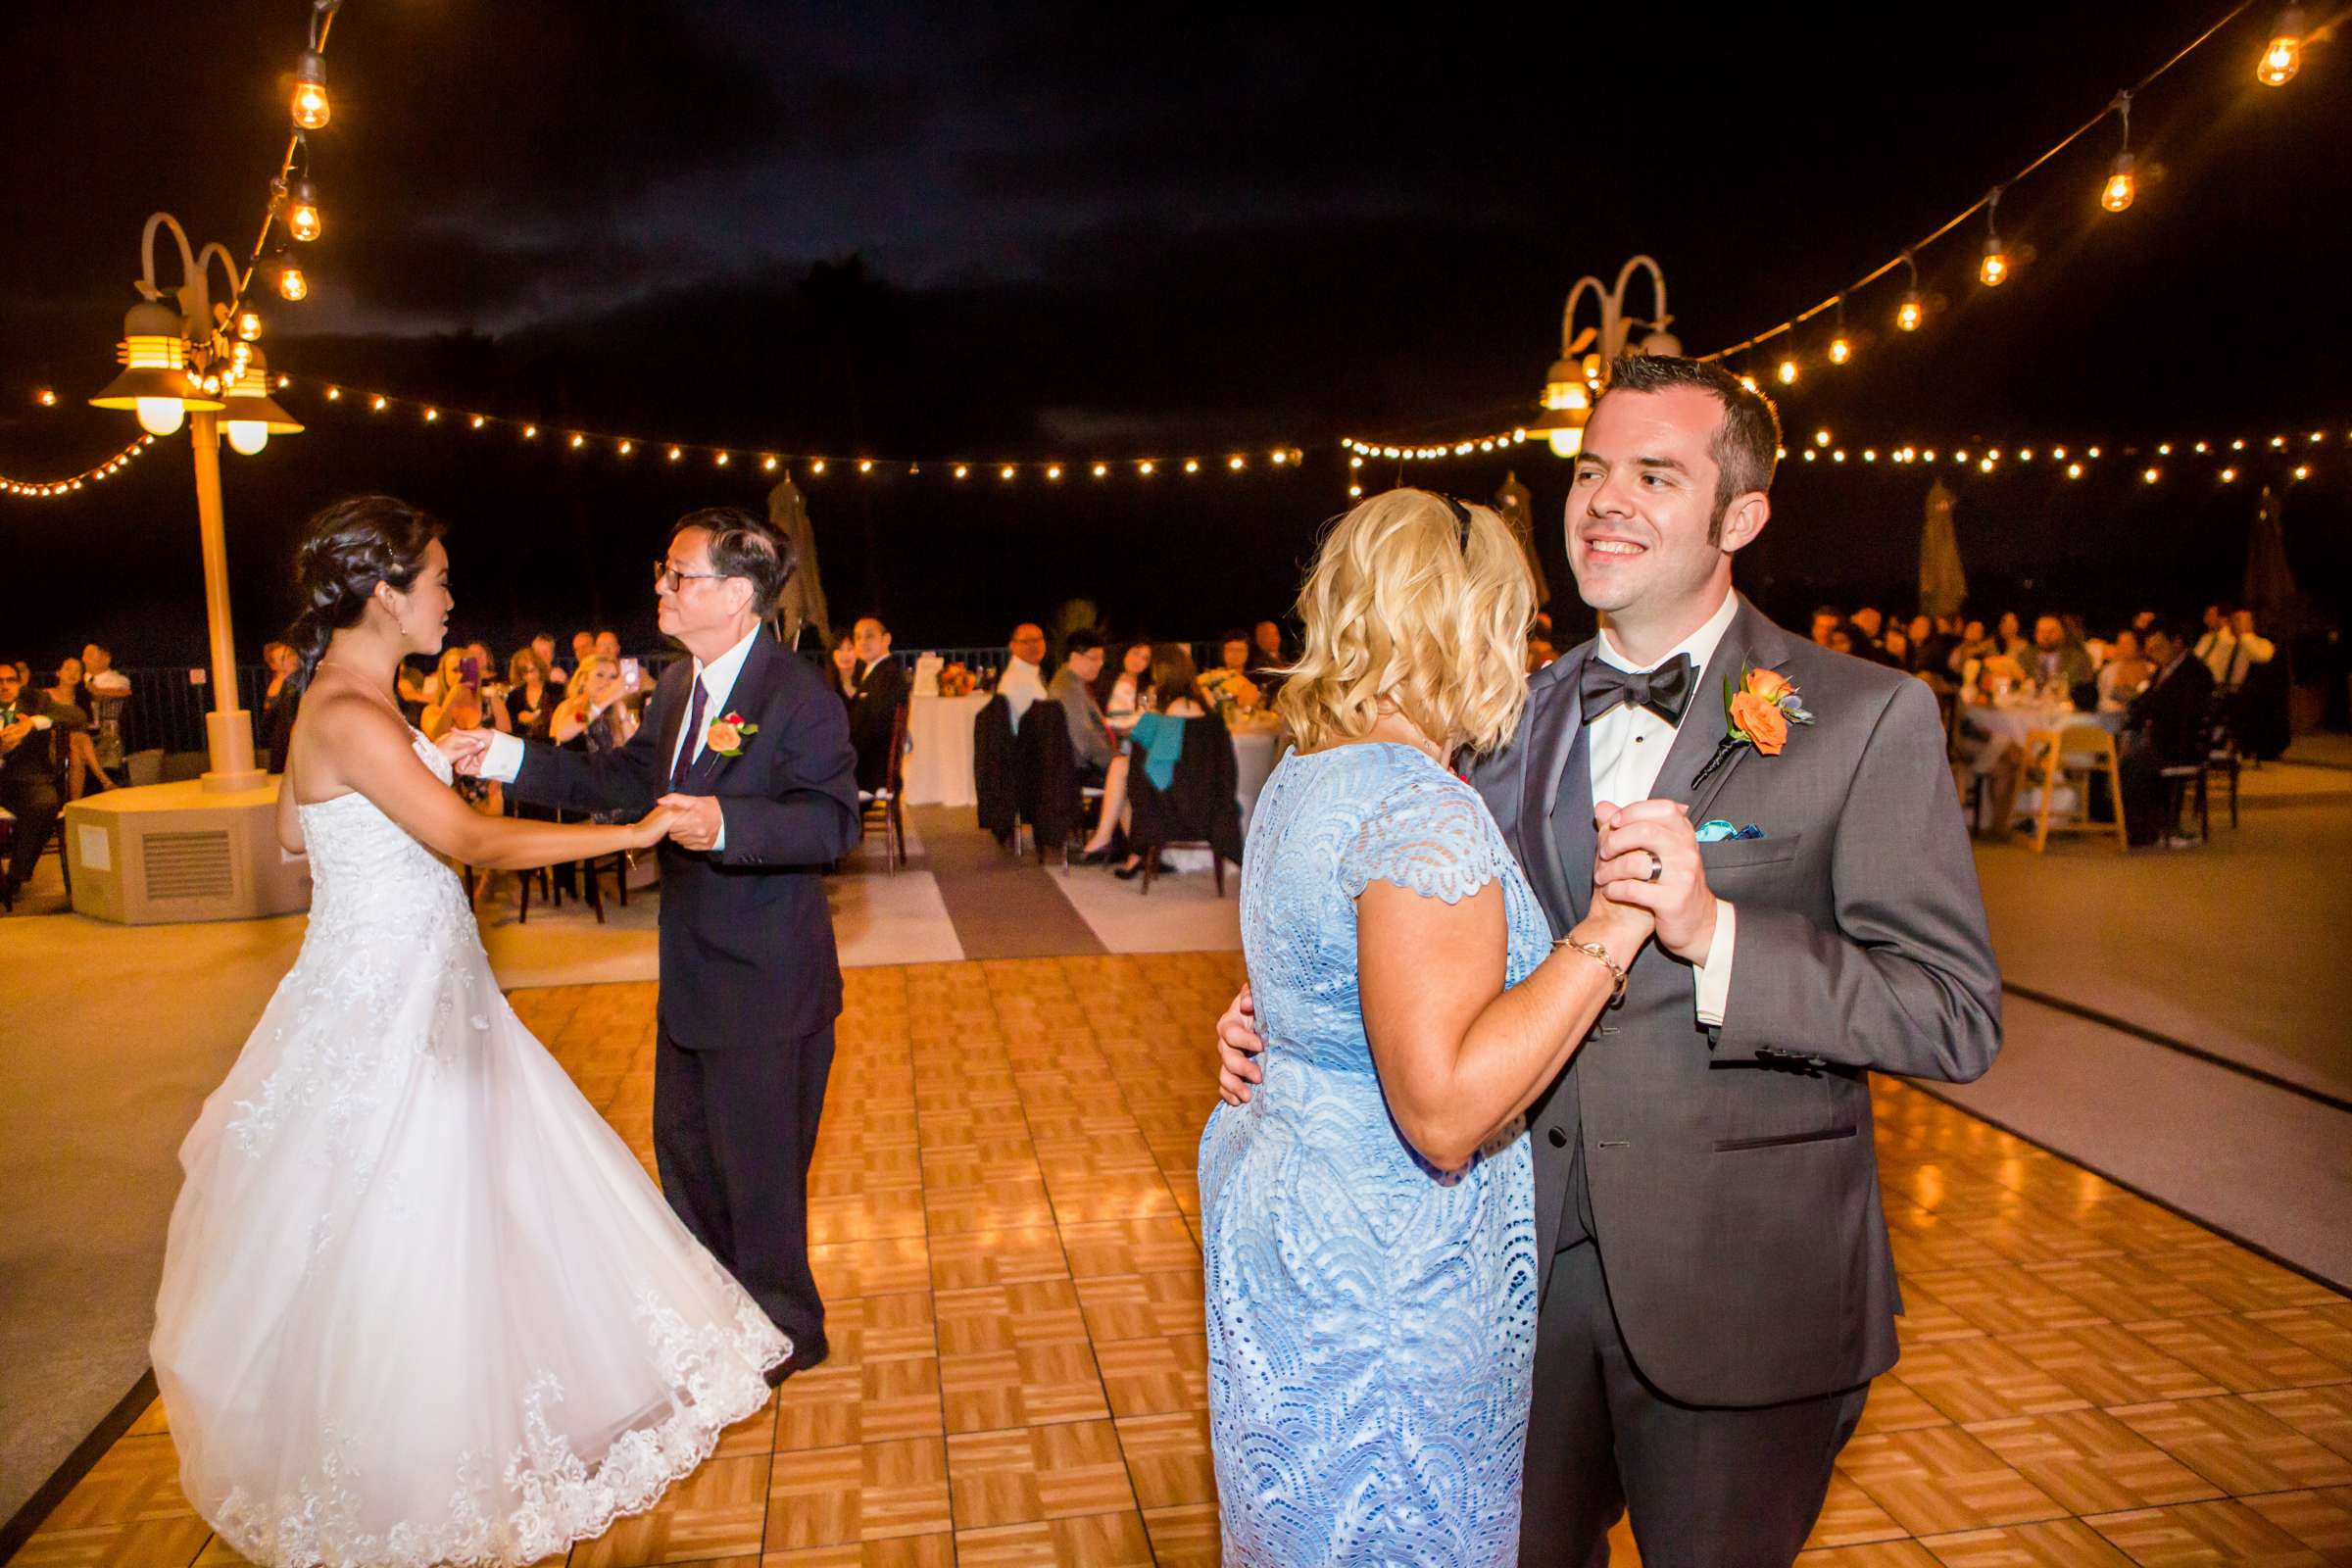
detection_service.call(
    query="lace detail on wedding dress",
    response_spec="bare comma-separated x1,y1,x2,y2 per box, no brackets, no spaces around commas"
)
227,730,488,1159
210,1276,785,1568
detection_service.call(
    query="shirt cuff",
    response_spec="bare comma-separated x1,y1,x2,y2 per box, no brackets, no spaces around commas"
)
480,727,527,783
1692,901,1737,1027
712,802,726,855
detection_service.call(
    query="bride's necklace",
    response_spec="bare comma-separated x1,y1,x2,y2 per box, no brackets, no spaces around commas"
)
314,660,409,723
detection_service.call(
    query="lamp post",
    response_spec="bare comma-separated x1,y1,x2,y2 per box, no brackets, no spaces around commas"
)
1527,255,1682,459
90,213,303,794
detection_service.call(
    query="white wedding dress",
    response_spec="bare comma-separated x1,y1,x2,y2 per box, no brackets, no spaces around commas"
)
152,729,786,1568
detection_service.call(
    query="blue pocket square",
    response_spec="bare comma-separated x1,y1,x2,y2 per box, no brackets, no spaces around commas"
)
1696,819,1766,843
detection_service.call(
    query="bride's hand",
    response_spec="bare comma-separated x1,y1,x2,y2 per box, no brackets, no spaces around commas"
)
629,804,681,850
437,728,493,776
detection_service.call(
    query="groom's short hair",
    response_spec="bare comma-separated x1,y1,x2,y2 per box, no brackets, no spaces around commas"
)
671,507,794,615
1602,355,1782,538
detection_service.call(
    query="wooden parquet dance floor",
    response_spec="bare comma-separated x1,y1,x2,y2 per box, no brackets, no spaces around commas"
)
12,956,2352,1567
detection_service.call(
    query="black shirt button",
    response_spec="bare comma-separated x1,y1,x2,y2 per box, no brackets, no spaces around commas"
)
1547,1127,1569,1148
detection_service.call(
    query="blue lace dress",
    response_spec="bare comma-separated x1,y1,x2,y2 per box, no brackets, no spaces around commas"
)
1200,742,1550,1567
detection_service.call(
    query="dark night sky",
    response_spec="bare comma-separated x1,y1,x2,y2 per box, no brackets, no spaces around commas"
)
2,0,2348,667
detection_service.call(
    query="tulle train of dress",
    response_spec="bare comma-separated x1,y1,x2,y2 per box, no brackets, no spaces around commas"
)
151,729,786,1568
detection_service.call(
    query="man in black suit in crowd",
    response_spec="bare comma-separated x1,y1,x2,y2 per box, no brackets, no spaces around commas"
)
450,508,860,1384
2119,622,2217,847
845,616,909,791
0,661,71,902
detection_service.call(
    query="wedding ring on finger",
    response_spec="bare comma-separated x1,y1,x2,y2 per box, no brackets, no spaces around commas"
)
1644,850,1664,884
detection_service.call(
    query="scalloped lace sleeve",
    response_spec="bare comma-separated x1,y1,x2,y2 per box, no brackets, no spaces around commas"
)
1337,770,1500,906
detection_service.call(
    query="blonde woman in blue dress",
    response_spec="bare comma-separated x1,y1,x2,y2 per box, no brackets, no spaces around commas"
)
1199,490,1654,1565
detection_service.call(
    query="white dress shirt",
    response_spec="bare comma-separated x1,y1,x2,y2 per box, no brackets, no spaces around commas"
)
999,657,1048,727
1587,588,1740,1027
481,624,763,852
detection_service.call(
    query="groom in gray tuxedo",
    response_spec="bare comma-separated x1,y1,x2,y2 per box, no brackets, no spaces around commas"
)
1219,355,2000,1564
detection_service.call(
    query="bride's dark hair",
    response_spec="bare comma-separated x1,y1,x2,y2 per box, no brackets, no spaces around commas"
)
286,495,444,689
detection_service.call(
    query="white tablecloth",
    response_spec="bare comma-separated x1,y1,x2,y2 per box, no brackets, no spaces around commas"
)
1231,726,1286,832
1961,703,2124,776
903,693,987,807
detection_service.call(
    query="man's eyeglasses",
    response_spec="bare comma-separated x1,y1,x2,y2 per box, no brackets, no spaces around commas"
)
653,560,731,592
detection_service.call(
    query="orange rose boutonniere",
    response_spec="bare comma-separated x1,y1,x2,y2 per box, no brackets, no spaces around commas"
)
1692,664,1813,787
707,710,759,758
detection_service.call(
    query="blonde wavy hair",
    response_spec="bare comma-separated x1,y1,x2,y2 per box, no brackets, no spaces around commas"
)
1274,488,1535,758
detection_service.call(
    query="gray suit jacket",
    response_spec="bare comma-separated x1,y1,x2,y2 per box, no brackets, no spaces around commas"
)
1472,595,2001,1407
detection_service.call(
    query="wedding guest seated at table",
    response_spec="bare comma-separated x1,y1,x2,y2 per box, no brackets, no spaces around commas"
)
569,629,597,675
2219,607,2275,692
1202,629,1262,712
1081,643,1207,873
1849,606,1899,665
2096,627,2156,711
2119,623,2216,848
547,656,640,822
2032,614,2094,702
42,657,114,800
1250,620,1290,697
1947,617,1995,678
2192,604,2237,685
1,660,73,903
257,641,301,771
1827,623,1857,658
1002,622,1049,727
1050,628,1116,790
507,647,560,740
1809,605,1840,646
828,628,858,704
530,632,567,689
1995,611,2027,660
846,616,908,791
1095,636,1155,732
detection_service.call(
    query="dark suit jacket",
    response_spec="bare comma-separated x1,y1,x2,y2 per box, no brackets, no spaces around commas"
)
1472,595,2001,1408
505,631,861,1049
1129,710,1244,866
846,657,909,791
2128,653,2216,764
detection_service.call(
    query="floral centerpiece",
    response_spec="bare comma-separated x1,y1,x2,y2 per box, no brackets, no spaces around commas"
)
1199,667,1261,719
938,662,976,698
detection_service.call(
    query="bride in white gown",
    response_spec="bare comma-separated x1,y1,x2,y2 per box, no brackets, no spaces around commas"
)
152,497,787,1568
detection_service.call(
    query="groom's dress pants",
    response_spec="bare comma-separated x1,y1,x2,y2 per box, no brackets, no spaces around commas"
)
1522,1242,1868,1568
654,1022,836,1349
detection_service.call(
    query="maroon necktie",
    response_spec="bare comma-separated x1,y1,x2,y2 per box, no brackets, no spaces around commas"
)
670,677,709,790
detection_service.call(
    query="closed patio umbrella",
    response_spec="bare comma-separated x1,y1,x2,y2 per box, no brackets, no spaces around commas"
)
2242,484,2297,631
766,474,831,651
1918,478,1968,620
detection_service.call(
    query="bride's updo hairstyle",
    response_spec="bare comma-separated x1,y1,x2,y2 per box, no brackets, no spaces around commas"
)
1274,488,1534,760
285,495,444,688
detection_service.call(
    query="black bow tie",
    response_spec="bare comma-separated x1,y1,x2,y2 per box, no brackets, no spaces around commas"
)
1581,653,1696,726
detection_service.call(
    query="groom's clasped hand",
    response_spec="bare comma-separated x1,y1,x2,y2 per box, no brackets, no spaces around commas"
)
1590,798,1718,960
434,728,712,851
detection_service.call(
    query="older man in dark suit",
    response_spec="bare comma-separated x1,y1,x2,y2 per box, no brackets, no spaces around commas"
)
452,508,860,1384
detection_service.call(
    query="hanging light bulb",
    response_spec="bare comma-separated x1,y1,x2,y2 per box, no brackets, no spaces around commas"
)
2258,5,2305,84
276,261,308,301
1893,251,1924,332
1828,335,1850,365
285,177,322,242
291,50,330,129
2102,153,2137,213
1776,355,1799,385
1979,189,2010,286
2100,92,2136,213
236,309,264,341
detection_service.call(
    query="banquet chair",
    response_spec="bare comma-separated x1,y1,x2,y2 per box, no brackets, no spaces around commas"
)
858,702,910,873
2018,724,2128,853
1129,710,1243,896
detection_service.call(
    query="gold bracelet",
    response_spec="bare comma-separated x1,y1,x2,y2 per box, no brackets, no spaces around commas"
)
1556,937,1628,1005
